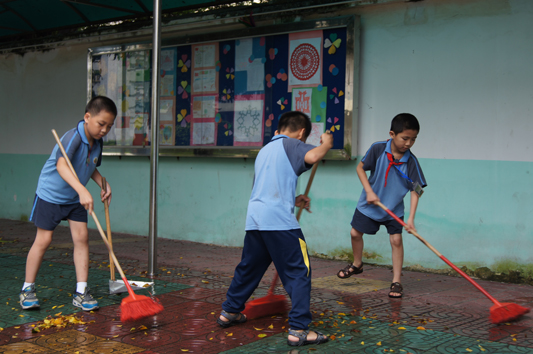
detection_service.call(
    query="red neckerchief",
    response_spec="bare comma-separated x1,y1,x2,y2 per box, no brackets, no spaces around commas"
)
384,152,403,187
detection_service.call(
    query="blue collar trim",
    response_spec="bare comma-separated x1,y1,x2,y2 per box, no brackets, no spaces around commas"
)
76,120,89,145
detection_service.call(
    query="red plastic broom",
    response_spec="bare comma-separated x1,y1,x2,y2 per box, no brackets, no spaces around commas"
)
376,201,530,324
52,129,164,322
242,162,319,319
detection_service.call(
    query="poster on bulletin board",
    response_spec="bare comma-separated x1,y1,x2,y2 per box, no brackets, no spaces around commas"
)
88,16,359,159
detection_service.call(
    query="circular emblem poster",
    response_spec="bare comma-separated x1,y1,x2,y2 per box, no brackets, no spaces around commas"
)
290,43,320,82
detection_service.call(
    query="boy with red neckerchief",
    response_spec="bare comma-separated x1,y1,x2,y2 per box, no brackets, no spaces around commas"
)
337,113,427,298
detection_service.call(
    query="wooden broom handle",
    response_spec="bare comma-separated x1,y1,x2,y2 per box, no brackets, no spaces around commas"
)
102,177,116,281
51,129,129,283
296,162,319,220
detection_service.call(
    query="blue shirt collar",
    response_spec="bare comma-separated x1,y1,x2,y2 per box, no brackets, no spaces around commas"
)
271,134,289,141
385,139,411,162
76,120,90,145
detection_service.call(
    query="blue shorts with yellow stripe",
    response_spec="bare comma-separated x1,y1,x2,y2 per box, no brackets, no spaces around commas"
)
222,229,312,330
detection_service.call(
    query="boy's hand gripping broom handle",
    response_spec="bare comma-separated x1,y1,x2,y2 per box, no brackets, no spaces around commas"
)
51,129,138,299
101,177,115,281
268,162,319,295
375,201,502,306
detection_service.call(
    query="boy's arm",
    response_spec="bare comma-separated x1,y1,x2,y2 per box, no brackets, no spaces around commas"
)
56,157,94,213
406,190,420,234
304,131,333,164
356,161,379,204
91,169,112,204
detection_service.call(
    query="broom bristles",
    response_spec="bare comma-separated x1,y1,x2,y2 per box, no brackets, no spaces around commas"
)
242,294,288,320
490,302,530,324
120,295,164,322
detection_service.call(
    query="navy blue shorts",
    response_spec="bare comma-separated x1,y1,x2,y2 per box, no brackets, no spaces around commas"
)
351,208,403,235
30,196,87,231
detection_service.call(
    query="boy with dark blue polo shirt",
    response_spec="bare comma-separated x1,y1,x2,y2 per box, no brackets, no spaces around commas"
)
218,111,333,347
337,113,426,298
19,96,116,311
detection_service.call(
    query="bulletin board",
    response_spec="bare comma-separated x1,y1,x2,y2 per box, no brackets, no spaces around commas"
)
88,16,359,159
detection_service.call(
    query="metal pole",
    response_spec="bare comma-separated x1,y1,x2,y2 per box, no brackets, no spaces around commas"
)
148,0,161,276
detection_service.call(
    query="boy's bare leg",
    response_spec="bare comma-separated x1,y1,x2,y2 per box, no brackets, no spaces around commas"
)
25,228,54,283
389,233,404,296
69,220,89,283
338,228,364,277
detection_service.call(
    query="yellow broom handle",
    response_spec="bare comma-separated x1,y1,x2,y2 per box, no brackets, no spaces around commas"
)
102,177,115,281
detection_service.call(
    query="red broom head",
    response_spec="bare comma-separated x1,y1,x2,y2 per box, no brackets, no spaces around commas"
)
490,302,530,324
120,294,164,322
242,294,288,320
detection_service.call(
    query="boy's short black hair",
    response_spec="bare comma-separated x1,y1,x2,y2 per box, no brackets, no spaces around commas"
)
85,96,118,118
390,113,420,134
278,111,312,138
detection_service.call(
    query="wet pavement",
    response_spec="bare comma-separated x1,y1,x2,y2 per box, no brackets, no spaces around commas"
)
0,218,532,353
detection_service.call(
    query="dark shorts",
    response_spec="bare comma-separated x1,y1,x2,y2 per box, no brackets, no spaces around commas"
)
30,196,87,231
351,208,403,235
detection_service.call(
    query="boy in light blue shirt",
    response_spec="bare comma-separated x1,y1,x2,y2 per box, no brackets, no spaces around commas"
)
218,111,333,347
20,96,116,311
337,113,426,298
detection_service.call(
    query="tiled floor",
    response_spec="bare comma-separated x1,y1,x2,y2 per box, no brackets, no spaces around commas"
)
0,218,532,353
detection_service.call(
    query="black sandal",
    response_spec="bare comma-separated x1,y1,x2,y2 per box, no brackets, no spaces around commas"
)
337,263,363,279
287,328,329,347
216,310,247,328
388,282,403,298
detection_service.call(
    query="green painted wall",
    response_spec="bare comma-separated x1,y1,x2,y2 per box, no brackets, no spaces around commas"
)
2,153,532,270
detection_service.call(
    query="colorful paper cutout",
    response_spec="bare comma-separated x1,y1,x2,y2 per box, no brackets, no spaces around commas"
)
324,33,342,55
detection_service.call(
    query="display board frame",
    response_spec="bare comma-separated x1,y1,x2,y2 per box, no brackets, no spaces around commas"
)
87,15,359,160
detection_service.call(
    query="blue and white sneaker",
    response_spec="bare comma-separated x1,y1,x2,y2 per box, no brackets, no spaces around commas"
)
20,285,40,310
72,287,99,311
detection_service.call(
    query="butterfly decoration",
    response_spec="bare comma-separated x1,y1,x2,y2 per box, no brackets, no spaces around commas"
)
223,123,233,136
324,33,342,55
221,88,232,102
226,67,235,80
277,97,288,111
327,117,341,132
215,60,222,72
178,54,190,73
223,44,231,55
177,81,190,99
329,87,344,105
177,109,192,128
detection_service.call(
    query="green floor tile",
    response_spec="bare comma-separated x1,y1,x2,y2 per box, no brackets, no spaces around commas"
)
0,254,192,327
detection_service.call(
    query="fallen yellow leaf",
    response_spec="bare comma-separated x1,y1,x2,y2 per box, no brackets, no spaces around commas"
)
227,333,233,337
254,327,263,330
180,350,189,352
416,326,425,330
377,341,382,346
398,327,406,330
466,349,472,352
361,341,364,345
258,334,267,338
268,324,273,329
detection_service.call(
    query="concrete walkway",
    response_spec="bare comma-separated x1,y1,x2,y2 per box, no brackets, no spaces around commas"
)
0,218,532,353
